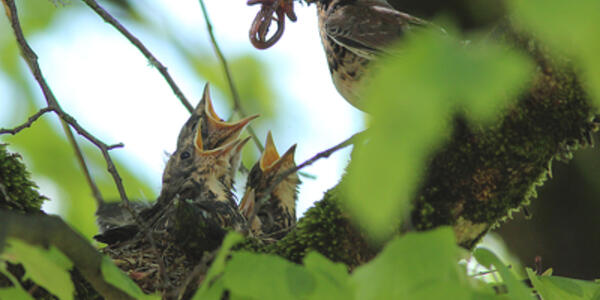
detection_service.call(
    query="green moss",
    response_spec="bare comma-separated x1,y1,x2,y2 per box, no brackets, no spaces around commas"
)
410,22,597,247
0,143,46,212
258,189,378,268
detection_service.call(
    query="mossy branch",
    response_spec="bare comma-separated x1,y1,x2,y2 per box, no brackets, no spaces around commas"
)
255,22,598,267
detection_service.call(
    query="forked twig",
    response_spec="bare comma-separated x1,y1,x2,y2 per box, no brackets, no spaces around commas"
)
2,0,170,289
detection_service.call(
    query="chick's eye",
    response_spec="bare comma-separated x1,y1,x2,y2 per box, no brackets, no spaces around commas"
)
180,151,191,159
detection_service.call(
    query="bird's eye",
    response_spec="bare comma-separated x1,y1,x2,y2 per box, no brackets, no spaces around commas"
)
180,151,191,159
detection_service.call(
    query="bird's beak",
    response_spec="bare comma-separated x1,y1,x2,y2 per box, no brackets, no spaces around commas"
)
239,187,255,218
239,188,262,232
259,131,297,173
195,121,252,157
200,83,259,148
201,83,220,120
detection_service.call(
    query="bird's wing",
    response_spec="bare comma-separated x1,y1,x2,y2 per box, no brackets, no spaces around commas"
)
324,3,427,58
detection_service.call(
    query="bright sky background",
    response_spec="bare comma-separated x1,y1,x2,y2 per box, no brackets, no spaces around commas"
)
1,1,365,217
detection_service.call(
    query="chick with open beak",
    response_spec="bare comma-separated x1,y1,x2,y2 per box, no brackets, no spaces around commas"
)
171,121,252,240
240,132,300,239
95,83,257,243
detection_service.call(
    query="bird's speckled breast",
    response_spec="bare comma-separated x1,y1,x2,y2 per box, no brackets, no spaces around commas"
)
317,3,371,109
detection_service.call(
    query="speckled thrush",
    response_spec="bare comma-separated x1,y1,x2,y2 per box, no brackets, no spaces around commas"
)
239,131,299,238
311,0,429,110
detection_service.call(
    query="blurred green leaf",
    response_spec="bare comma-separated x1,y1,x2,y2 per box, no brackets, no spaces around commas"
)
474,248,533,300
344,27,533,239
223,251,315,300
0,287,35,300
302,252,354,300
352,227,471,300
509,0,600,105
193,232,244,300
1,238,74,300
526,268,600,300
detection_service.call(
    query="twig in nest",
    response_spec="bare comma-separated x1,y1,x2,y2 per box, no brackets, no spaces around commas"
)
248,0,297,49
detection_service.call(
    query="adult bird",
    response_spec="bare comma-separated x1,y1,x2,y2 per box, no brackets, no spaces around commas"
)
311,0,430,110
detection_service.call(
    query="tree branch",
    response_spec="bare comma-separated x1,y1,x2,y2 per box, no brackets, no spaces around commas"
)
0,211,134,299
0,107,53,135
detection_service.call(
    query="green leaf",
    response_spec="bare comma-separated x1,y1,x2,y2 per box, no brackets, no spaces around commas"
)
192,232,244,300
526,268,600,300
0,287,35,300
222,251,315,300
474,248,533,300
303,252,354,300
508,0,600,106
351,227,472,300
344,27,533,239
1,238,74,300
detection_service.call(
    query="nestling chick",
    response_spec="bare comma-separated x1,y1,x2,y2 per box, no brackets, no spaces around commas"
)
95,83,256,242
239,132,299,238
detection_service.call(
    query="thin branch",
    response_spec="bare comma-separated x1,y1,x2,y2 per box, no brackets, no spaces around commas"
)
2,0,108,207
248,130,366,225
3,0,131,206
2,0,171,287
0,107,53,135
61,120,106,206
198,0,264,152
80,0,194,113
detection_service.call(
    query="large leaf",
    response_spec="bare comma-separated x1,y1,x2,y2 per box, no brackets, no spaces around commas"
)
223,251,315,300
509,0,600,106
351,227,473,300
344,27,533,239
192,232,244,300
302,252,354,300
526,268,600,300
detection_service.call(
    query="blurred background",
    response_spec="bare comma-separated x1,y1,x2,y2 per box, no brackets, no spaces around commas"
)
0,0,597,281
